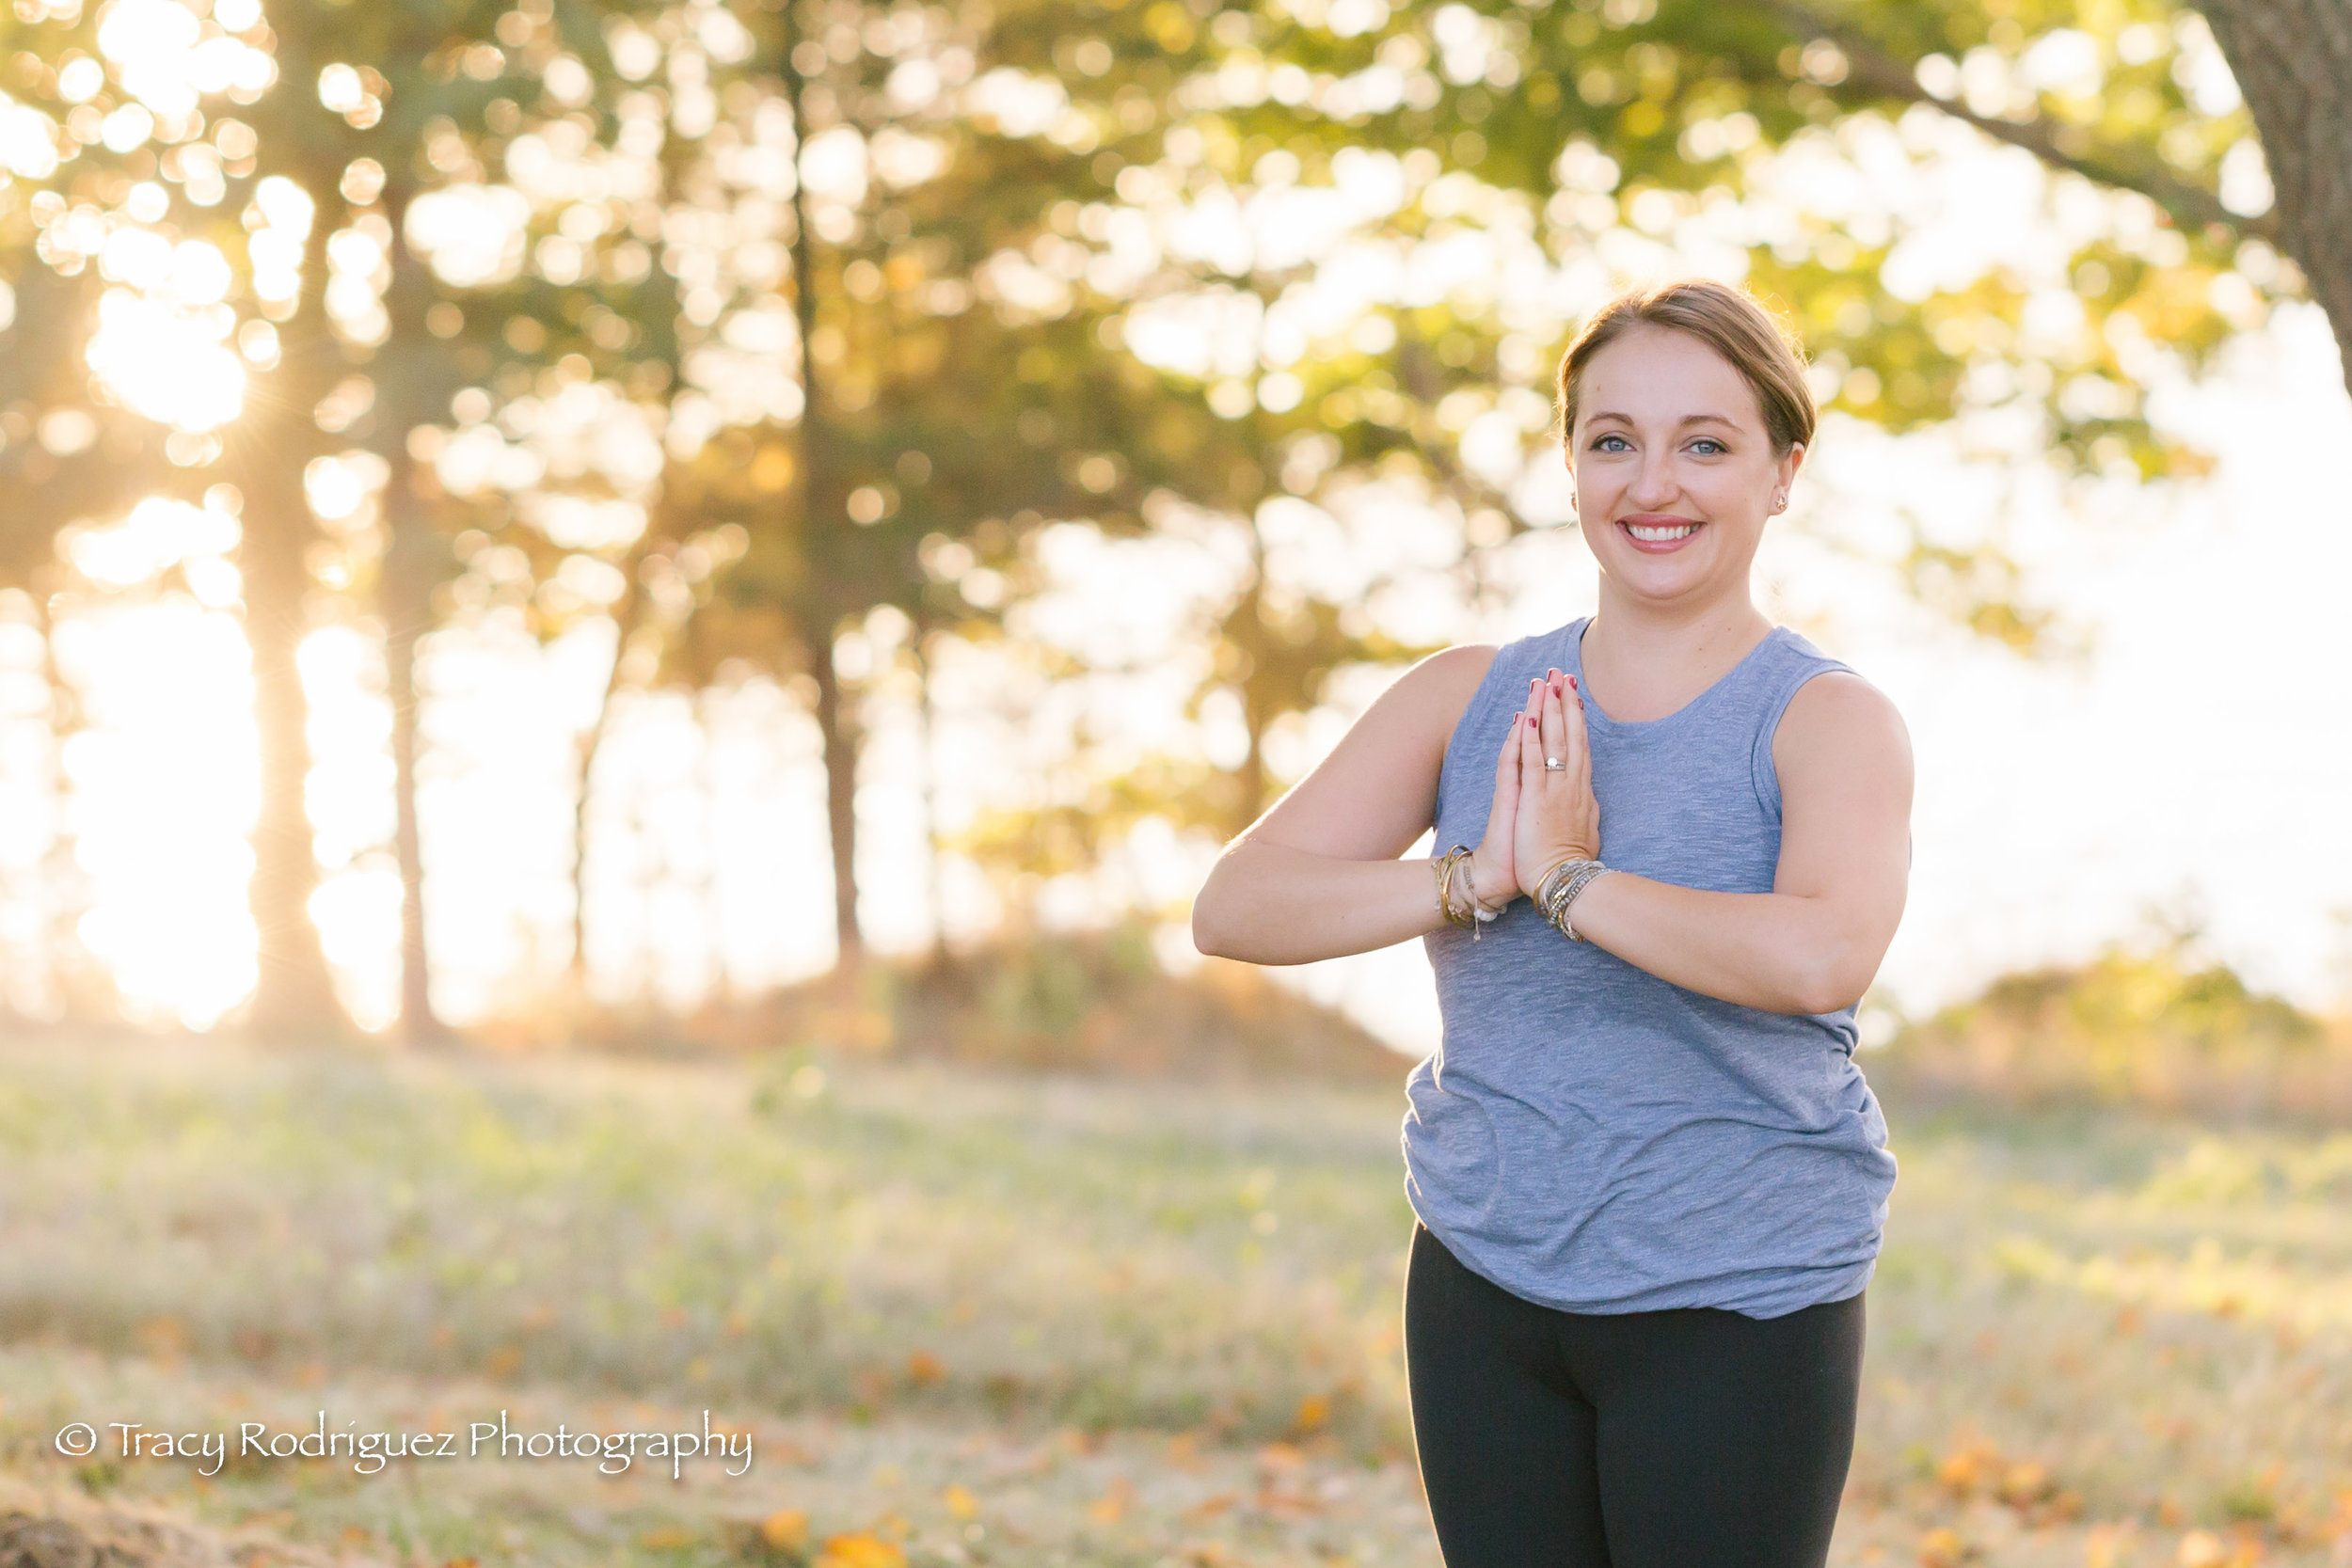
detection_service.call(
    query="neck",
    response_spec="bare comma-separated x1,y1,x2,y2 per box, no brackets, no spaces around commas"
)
1586,575,1770,670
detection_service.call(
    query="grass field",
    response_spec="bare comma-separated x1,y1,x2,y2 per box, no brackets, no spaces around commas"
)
0,1037,2346,1567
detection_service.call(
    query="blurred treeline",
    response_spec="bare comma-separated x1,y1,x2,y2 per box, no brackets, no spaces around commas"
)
1873,931,2352,1124
0,0,2323,1046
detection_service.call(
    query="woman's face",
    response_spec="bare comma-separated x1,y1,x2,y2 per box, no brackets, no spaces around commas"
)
1565,323,1803,610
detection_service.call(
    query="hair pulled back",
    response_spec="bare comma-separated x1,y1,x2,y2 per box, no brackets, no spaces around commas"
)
1555,278,1816,457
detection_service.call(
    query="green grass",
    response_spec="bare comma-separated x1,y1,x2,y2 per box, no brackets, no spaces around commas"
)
0,1038,2346,1566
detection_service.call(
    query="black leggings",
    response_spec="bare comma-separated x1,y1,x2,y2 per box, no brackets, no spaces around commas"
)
1402,1220,1866,1568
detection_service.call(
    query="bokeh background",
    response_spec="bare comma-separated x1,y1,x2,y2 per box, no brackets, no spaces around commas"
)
0,0,2348,1563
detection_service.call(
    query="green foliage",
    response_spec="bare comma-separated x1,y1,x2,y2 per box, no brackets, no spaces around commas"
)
1880,938,2342,1117
1232,0,2279,478
723,922,1413,1082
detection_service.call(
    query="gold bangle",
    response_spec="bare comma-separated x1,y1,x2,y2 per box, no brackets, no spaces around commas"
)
1432,847,1477,931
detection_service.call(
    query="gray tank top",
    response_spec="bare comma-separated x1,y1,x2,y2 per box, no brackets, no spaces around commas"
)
1402,615,1899,1320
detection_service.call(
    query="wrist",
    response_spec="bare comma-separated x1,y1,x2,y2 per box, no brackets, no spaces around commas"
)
1532,850,1591,887
1534,855,1611,942
1465,852,1513,915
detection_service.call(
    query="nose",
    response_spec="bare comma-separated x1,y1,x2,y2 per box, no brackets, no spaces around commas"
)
1628,448,1678,510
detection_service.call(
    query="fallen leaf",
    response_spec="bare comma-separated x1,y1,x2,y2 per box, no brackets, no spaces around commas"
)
816,1533,905,1568
1919,1526,1973,1567
1996,1460,2053,1506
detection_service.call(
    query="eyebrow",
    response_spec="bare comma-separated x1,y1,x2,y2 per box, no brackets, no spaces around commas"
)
1583,411,1740,429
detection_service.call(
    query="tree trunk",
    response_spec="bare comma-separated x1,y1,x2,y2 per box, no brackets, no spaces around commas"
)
30,588,88,1018
234,445,348,1043
230,214,350,1046
375,180,450,1046
808,626,862,968
780,33,862,971
571,585,643,988
915,632,949,962
380,448,447,1046
695,683,725,1000
2191,2,2352,401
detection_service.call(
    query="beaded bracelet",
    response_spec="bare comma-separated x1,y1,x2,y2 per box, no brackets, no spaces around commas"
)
1534,856,1610,942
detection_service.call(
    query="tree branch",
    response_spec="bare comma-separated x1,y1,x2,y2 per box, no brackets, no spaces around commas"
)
1766,0,2278,245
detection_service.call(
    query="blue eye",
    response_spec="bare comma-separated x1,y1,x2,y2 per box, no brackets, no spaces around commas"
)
1592,434,1630,451
1690,438,1727,454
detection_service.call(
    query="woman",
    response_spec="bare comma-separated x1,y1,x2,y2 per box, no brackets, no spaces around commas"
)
1190,277,1910,1566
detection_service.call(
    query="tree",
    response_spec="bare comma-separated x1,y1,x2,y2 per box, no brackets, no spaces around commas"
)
2189,1,2352,399
1060,0,2308,849
0,261,188,1018
605,0,1268,964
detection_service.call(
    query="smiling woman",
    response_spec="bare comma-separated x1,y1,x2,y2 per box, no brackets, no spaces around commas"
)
1190,277,1913,1567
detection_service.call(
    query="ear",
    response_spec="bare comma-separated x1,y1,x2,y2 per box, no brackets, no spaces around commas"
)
1771,441,1804,512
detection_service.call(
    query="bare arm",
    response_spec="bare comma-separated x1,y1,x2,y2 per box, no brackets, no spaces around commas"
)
1190,644,1512,965
1519,669,1913,1015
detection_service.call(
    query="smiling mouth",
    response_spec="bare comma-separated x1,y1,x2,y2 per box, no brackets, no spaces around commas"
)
1619,518,1702,546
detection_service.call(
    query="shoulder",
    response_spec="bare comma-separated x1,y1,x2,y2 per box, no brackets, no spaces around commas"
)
1772,669,1913,786
1398,642,1502,708
1343,642,1502,766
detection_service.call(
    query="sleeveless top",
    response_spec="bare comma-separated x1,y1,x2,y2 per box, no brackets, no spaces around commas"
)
1400,616,1899,1320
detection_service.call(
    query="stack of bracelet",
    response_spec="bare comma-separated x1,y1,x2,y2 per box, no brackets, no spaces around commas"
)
1534,856,1610,942
1431,846,1502,940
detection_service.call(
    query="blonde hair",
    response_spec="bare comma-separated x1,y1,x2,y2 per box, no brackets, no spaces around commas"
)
1554,278,1816,457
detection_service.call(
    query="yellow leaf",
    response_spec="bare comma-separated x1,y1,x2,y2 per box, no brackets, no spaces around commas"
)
1935,1441,1999,1495
1292,1394,1329,1433
816,1534,906,1568
1918,1527,1970,1568
943,1484,978,1520
761,1510,809,1549
906,1351,946,1386
1089,1476,1135,1525
1996,1460,2052,1506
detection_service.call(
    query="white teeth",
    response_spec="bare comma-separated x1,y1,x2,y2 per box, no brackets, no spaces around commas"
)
1627,523,1695,541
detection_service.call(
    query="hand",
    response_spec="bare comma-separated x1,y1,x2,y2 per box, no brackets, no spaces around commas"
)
1465,683,1538,915
1515,667,1601,898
